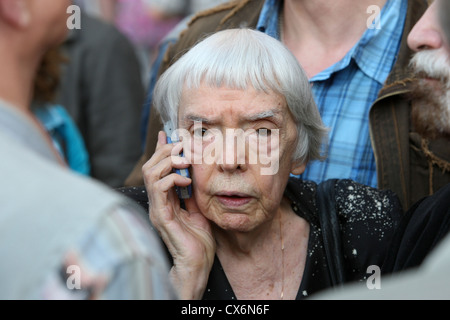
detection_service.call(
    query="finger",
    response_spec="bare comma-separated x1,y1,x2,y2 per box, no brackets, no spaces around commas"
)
143,150,190,186
143,142,183,178
149,173,192,220
156,131,167,150
152,173,192,199
156,131,186,157
184,196,201,215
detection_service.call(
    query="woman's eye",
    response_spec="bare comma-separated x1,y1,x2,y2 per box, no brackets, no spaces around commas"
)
256,128,272,136
193,127,207,137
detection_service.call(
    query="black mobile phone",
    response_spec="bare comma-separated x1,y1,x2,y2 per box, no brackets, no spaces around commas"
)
164,122,192,199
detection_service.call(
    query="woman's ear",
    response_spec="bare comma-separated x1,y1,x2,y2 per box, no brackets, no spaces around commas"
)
0,0,30,28
291,159,306,175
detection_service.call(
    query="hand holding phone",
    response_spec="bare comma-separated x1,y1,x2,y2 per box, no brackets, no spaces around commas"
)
146,124,214,301
164,122,192,199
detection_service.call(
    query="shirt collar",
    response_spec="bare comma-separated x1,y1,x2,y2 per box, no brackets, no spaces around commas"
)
350,0,408,85
256,0,282,39
256,0,408,85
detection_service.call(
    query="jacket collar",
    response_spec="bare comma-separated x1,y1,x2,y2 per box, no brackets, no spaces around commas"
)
376,0,428,100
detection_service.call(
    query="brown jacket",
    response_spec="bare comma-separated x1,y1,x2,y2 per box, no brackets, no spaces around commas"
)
370,0,450,209
126,0,450,210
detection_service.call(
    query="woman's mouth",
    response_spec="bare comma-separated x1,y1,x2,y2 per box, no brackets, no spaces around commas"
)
215,192,253,208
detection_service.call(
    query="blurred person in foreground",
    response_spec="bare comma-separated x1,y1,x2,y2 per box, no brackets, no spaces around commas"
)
0,0,174,299
313,0,450,299
32,47,90,176
120,28,407,300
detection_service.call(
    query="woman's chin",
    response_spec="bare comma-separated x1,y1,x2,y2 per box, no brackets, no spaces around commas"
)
212,212,256,233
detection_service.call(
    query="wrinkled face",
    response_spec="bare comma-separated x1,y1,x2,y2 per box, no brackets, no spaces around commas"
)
409,48,450,138
177,85,304,232
407,0,450,138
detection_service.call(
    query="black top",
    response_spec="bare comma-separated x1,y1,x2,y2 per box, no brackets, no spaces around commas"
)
117,178,403,299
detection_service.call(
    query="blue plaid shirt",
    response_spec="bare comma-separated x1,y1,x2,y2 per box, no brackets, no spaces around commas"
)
258,0,407,187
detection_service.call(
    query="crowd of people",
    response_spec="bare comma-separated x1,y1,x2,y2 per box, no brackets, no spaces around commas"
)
0,0,449,301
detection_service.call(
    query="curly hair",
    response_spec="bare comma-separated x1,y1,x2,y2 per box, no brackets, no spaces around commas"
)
33,46,67,103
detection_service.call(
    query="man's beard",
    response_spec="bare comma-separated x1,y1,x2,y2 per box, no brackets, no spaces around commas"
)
409,49,450,140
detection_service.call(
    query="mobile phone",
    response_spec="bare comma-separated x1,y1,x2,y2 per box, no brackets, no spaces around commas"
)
164,122,192,199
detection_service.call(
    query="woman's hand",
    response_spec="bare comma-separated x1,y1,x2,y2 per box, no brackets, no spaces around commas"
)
143,131,216,299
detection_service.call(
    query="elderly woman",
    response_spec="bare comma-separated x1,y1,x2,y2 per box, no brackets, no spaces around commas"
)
128,28,402,300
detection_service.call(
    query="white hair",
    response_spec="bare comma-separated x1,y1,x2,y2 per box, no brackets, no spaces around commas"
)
410,48,450,84
153,28,328,164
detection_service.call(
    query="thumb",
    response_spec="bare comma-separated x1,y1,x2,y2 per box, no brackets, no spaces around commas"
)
184,192,201,214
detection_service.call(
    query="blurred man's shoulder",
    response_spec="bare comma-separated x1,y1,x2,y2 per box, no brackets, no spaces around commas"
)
164,0,264,67
187,0,263,31
66,11,132,49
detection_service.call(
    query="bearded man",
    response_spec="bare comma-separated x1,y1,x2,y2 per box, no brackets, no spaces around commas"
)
369,0,450,209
